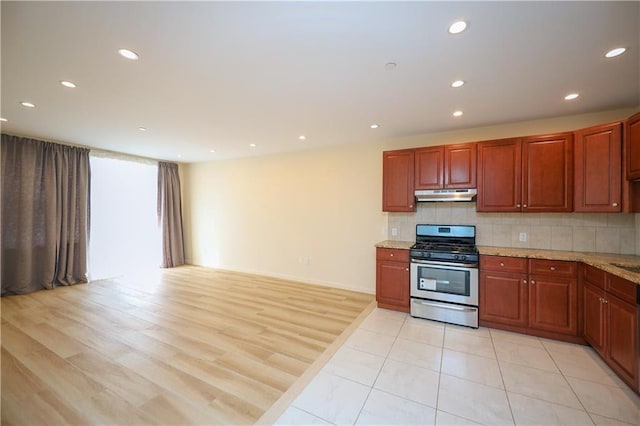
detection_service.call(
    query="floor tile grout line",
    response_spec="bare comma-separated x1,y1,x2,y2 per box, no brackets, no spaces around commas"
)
539,337,598,425
433,325,447,425
352,311,409,425
489,327,518,426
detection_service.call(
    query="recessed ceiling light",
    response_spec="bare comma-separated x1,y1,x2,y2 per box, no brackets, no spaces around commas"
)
605,47,626,58
451,80,465,88
299,135,306,140
385,62,397,70
0,117,7,122
564,93,579,100
138,127,147,131
118,48,139,60
453,110,464,117
209,149,216,153
20,101,36,108
60,80,77,88
177,154,182,158
249,143,257,148
370,124,380,129
448,21,467,34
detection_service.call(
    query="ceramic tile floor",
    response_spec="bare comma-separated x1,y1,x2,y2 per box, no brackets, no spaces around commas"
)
275,308,640,426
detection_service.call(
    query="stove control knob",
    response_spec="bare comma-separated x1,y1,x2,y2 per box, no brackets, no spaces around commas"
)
460,255,467,261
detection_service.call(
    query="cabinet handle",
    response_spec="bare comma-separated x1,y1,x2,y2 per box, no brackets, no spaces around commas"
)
409,204,414,208
523,279,528,284
405,268,409,271
500,262,505,267
603,299,608,304
612,203,618,207
550,266,556,271
531,280,536,284
516,204,521,208
523,204,528,208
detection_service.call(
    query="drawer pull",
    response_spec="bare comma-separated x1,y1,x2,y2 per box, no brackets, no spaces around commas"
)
500,262,505,267
612,203,618,207
390,253,394,257
550,266,556,271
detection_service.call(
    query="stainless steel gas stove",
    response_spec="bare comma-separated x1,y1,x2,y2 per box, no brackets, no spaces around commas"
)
409,224,479,328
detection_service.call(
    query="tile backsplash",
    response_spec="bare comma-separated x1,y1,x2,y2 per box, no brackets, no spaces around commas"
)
388,203,638,255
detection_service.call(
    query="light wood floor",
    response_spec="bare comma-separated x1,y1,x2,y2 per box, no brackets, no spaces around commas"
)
1,265,374,425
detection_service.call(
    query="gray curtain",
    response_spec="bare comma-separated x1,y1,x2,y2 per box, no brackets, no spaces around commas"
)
157,162,185,268
1,134,90,295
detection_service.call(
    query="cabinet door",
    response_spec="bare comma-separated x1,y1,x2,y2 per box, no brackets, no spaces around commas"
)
383,150,415,212
415,147,444,189
626,112,640,181
479,271,528,326
583,283,606,355
522,133,573,212
607,294,639,390
477,138,522,212
528,275,577,335
574,122,622,212
376,260,410,311
445,143,476,188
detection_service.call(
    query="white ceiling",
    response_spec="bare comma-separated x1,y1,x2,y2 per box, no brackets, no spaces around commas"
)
1,1,639,163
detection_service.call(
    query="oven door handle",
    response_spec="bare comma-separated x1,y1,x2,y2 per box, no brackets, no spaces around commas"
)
412,299,477,312
411,259,478,269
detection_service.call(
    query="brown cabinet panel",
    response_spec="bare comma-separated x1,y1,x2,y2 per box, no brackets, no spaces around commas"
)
626,112,640,181
582,263,606,289
606,273,636,305
583,282,606,355
376,248,410,312
481,255,527,274
522,133,574,212
479,271,528,327
607,294,638,389
528,275,577,335
574,122,622,212
477,138,522,212
529,259,577,277
383,149,415,212
444,143,476,188
415,147,444,190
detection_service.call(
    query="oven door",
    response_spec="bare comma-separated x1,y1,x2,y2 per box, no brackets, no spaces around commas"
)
410,261,478,306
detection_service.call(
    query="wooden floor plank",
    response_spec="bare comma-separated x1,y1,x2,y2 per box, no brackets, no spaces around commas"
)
1,265,373,424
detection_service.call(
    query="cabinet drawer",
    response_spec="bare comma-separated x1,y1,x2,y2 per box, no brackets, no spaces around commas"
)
529,259,577,277
376,248,410,262
582,264,606,289
480,255,527,274
607,274,637,305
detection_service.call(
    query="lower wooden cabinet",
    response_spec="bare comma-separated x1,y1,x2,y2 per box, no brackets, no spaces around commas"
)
376,248,410,312
479,255,579,340
583,282,606,354
480,270,528,327
581,264,639,392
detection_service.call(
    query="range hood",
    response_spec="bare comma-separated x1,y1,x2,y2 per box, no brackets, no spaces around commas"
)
415,188,477,202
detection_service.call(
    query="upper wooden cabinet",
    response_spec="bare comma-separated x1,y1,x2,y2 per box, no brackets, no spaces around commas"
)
522,133,574,212
574,122,622,212
477,138,523,212
626,112,640,181
477,134,573,212
415,147,443,189
382,149,415,212
415,143,476,190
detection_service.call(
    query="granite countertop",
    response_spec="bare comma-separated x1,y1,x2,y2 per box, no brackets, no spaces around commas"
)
375,240,640,285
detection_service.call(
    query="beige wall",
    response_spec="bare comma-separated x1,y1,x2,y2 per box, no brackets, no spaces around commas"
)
183,107,639,295
183,143,387,293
